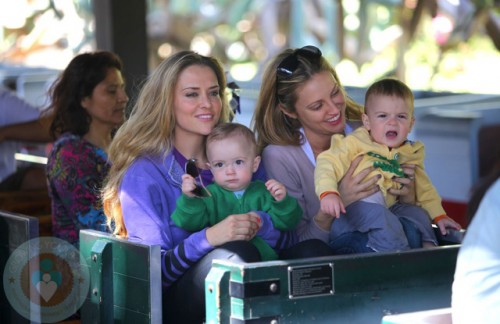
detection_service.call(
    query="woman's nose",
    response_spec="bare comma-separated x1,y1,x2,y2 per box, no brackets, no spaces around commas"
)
200,93,212,109
119,89,129,103
326,100,342,113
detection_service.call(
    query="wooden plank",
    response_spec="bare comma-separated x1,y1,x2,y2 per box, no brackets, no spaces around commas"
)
0,189,51,236
0,189,51,216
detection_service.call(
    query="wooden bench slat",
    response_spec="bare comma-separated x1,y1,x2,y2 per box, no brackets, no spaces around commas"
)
0,189,52,236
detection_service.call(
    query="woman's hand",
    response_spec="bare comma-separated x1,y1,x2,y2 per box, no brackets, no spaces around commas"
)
436,216,462,235
390,163,416,204
205,212,262,246
338,155,380,207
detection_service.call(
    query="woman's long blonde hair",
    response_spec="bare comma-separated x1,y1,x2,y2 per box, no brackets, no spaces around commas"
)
252,47,363,153
102,51,230,237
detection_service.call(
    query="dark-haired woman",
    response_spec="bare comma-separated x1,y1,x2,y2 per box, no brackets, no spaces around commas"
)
46,51,128,245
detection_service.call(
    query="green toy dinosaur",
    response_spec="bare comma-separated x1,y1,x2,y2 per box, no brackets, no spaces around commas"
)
367,151,406,178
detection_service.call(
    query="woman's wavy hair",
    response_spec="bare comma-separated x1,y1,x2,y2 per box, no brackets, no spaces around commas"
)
252,47,363,153
49,51,123,139
103,51,230,237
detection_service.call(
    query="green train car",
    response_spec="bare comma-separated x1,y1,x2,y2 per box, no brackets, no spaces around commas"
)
77,228,461,324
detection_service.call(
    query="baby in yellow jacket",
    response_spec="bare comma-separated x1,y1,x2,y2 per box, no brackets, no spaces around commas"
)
315,78,461,252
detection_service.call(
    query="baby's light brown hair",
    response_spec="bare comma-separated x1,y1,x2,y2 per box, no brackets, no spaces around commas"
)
364,78,415,116
207,123,257,157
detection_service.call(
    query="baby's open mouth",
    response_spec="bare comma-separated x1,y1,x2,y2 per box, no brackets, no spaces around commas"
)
386,131,398,138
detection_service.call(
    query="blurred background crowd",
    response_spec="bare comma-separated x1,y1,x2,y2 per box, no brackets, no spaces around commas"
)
1,0,499,95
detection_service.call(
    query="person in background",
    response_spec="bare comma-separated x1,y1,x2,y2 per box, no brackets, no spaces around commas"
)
465,154,500,225
452,178,500,323
315,78,460,252
102,51,296,323
252,45,421,255
0,88,50,190
46,51,128,245
172,122,302,261
0,111,53,144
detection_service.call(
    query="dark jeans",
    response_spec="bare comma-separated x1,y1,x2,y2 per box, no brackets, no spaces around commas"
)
162,241,260,324
399,216,423,249
329,217,422,255
280,239,333,259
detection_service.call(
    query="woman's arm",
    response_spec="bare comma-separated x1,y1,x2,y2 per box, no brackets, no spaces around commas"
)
119,160,215,288
0,90,52,143
253,210,297,250
0,115,53,143
120,159,267,287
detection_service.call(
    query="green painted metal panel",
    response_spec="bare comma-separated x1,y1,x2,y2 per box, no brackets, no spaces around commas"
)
0,210,39,324
80,229,162,324
90,239,113,323
206,246,459,323
113,271,154,314
206,266,232,324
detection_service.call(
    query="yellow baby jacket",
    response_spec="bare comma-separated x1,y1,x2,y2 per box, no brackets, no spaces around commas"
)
315,127,446,220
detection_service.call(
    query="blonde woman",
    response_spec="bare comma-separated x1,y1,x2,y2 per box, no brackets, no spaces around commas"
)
102,51,294,323
253,46,420,254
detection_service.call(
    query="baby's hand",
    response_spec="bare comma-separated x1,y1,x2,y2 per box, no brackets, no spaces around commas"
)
266,179,286,202
181,174,197,197
320,193,345,219
435,215,462,235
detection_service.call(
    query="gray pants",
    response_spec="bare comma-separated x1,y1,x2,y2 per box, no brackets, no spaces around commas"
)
330,201,438,252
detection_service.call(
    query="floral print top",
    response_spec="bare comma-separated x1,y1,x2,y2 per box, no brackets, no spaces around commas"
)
46,133,110,245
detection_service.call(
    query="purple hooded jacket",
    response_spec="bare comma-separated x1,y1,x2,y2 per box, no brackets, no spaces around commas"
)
119,150,296,287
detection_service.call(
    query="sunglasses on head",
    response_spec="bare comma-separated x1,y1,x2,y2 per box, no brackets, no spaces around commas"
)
276,45,322,77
